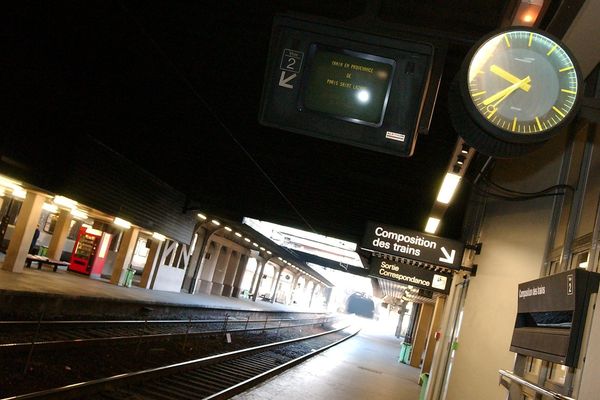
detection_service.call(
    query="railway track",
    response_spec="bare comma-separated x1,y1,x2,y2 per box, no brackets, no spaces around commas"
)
2,325,359,400
0,315,335,352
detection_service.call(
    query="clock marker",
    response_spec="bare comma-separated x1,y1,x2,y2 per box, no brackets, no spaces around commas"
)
552,106,565,118
561,89,577,94
547,44,558,56
528,33,533,47
471,90,486,97
512,117,517,132
559,66,574,72
535,117,542,131
504,35,511,47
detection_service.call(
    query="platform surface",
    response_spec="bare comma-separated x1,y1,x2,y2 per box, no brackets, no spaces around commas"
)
234,318,422,400
0,263,318,314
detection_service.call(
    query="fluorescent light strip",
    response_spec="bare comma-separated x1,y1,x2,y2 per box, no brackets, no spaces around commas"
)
53,195,77,208
113,217,132,229
42,203,59,213
152,232,166,241
436,173,461,204
71,209,88,220
197,213,207,220
12,187,27,199
425,217,441,234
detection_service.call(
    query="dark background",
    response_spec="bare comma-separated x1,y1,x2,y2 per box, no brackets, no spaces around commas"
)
0,0,576,244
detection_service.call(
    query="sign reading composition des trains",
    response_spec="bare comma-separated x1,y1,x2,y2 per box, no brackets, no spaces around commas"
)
361,221,464,270
369,258,453,295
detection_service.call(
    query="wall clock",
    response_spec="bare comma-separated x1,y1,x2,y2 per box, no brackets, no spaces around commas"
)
449,27,582,157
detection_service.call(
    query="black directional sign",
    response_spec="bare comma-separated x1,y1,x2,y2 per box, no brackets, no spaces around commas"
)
361,221,464,270
369,258,453,294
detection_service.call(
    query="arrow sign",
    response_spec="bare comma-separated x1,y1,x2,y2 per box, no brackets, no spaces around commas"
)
278,71,296,89
439,247,456,264
361,221,465,269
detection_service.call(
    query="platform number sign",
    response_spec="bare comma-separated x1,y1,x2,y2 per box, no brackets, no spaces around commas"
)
278,49,304,89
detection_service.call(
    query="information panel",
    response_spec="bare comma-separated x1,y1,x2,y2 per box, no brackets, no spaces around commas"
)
300,46,395,126
259,14,438,157
361,221,464,270
369,258,452,294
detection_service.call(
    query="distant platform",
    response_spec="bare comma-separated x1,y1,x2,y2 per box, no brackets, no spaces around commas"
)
0,267,325,320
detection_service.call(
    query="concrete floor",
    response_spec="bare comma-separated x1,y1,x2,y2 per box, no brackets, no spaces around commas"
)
0,261,315,313
234,318,423,400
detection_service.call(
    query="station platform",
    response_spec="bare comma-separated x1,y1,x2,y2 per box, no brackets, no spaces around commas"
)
234,317,422,400
0,264,323,320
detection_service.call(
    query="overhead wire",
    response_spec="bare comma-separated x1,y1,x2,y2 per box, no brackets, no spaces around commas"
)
116,1,317,234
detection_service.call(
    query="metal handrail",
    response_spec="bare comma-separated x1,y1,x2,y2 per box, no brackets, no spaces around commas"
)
498,369,575,400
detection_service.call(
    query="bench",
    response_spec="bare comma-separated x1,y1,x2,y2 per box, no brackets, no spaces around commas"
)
25,255,70,272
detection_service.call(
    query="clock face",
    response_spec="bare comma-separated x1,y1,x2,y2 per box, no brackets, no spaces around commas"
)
465,29,580,141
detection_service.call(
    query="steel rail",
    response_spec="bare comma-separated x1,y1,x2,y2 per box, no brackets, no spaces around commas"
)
1,325,356,400
0,319,340,352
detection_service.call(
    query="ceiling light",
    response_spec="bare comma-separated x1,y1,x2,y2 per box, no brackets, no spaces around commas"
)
0,175,21,190
244,237,251,242
224,226,232,232
53,195,77,209
456,155,465,165
267,250,272,255
42,203,58,213
512,0,544,27
113,217,132,229
71,209,88,220
425,217,441,234
235,232,242,237
11,187,27,199
252,242,258,247
152,232,167,241
211,219,220,226
436,173,461,204
197,213,207,220
260,247,265,251
461,144,470,154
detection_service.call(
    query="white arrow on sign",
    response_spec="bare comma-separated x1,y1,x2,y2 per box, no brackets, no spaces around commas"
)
278,70,296,89
439,247,456,264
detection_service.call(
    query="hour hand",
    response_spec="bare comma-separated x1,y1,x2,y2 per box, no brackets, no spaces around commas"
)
490,65,531,92
482,76,531,106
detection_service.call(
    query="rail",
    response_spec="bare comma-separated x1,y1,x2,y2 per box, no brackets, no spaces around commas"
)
498,369,576,400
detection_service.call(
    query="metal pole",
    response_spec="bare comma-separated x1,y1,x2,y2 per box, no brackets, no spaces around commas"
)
23,310,44,375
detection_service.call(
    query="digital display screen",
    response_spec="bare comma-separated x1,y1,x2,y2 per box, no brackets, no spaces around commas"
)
301,46,395,126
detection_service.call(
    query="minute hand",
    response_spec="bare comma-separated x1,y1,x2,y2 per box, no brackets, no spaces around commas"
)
482,76,531,106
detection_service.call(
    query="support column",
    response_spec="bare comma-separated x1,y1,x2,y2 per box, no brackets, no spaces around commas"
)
421,296,446,374
109,227,140,285
183,228,208,294
47,208,73,261
139,239,162,289
210,247,232,296
251,259,266,301
409,302,434,368
308,282,318,307
269,267,282,303
222,251,241,297
231,254,248,298
198,242,222,294
289,273,301,305
2,192,45,272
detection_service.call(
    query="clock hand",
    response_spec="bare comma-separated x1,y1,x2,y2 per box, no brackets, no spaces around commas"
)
482,76,531,106
490,65,531,92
